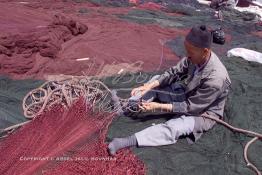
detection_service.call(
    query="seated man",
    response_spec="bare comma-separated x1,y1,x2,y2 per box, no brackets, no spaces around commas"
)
108,25,231,155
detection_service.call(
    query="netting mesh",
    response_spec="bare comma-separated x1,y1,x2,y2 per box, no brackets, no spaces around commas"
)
0,98,145,175
0,0,261,174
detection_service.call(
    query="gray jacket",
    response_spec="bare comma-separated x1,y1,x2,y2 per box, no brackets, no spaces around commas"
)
156,51,231,118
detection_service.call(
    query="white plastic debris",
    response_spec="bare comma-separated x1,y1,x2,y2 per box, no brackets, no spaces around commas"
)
117,69,124,74
76,57,90,61
234,5,262,21
197,0,211,5
19,2,29,4
227,48,262,64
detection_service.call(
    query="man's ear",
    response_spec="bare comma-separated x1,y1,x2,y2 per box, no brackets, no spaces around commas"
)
203,48,210,57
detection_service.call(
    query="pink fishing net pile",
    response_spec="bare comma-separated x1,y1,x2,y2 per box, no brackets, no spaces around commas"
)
0,98,145,175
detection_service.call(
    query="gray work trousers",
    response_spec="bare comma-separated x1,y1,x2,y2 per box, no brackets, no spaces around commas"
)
132,75,216,146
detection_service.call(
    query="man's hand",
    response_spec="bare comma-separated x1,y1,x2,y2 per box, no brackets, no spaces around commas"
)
131,80,160,97
140,102,161,112
140,102,173,112
131,85,151,97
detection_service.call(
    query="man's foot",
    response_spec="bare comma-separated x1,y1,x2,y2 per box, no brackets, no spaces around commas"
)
108,135,138,155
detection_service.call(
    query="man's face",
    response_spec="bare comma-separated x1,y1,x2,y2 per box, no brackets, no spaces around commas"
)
184,40,208,65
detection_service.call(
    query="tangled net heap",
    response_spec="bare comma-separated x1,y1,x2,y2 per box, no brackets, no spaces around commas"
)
1,76,140,137
22,77,112,119
0,98,146,175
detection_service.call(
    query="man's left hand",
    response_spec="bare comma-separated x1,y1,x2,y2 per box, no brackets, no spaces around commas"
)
140,102,161,112
140,102,173,112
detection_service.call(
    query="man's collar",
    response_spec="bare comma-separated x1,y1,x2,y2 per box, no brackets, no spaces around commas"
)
191,51,216,79
196,52,211,72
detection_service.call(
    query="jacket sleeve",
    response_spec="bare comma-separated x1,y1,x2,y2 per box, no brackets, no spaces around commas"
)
171,77,227,115
156,57,189,88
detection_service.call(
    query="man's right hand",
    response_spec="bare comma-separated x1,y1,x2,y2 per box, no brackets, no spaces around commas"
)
131,85,151,97
130,80,160,97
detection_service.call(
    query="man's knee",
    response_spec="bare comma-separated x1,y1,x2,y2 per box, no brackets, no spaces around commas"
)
193,117,216,133
165,116,195,139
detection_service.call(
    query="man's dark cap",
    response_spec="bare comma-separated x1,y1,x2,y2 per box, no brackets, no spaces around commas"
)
185,25,212,49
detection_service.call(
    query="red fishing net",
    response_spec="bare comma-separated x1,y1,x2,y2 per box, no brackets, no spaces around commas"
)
0,98,145,175
0,1,180,79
